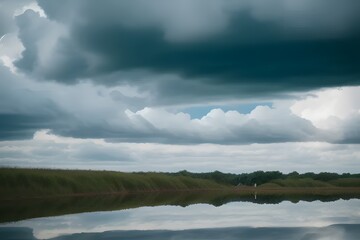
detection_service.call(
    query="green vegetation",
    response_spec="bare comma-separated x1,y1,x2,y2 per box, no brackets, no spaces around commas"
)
329,178,360,187
269,178,333,187
0,168,226,200
0,168,359,200
173,170,360,187
0,168,360,223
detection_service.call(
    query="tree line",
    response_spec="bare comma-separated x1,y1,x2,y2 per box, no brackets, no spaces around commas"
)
169,170,360,186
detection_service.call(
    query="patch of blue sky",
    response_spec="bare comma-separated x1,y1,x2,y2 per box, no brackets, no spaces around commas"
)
183,102,273,119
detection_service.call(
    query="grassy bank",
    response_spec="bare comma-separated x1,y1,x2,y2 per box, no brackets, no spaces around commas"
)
264,178,360,187
1,168,360,223
1,168,360,200
0,168,227,200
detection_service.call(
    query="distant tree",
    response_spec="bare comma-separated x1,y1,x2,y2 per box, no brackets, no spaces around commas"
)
287,171,300,178
170,170,359,186
314,172,340,181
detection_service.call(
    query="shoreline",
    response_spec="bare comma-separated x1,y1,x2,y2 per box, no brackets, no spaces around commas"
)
1,168,359,201
1,186,359,224
1,186,360,201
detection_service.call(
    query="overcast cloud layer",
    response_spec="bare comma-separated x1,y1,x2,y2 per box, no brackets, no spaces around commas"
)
13,1,360,90
0,0,359,172
1,130,359,173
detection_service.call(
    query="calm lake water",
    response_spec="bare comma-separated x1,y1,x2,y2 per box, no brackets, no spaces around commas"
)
0,198,359,240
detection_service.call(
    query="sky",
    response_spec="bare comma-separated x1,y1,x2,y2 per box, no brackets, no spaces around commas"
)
0,0,359,173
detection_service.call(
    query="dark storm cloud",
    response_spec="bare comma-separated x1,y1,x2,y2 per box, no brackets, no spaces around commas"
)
0,65,67,140
337,115,360,144
1,0,360,144
0,114,58,140
0,65,177,142
14,10,90,83
72,21,360,85
0,0,33,37
12,0,360,96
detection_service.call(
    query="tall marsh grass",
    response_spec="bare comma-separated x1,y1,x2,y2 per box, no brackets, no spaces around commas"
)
0,168,225,199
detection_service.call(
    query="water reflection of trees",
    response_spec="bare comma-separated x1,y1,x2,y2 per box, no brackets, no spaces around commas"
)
0,191,359,223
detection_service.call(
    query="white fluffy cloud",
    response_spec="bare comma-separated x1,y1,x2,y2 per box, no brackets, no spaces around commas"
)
126,104,319,143
122,87,360,144
292,87,360,128
292,87,360,143
0,33,24,72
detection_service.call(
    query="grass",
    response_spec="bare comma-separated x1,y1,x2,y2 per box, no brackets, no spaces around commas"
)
329,178,360,187
1,168,360,223
0,168,227,200
269,178,334,187
1,168,360,201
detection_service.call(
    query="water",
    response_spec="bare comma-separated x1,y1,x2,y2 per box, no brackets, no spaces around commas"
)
0,198,359,239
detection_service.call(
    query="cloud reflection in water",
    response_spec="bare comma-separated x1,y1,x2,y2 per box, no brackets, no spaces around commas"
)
0,200,359,239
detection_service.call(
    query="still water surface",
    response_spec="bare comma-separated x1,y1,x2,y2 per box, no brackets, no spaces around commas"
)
0,199,359,239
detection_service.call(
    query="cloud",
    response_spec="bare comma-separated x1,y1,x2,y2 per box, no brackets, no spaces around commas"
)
246,0,360,36
125,104,320,144
37,0,360,41
1,62,359,144
0,65,68,140
7,0,359,99
1,1,359,146
0,130,134,169
1,1,359,173
13,10,91,82
0,64,137,140
0,0,34,37
0,33,24,72
292,87,360,143
1,130,360,173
